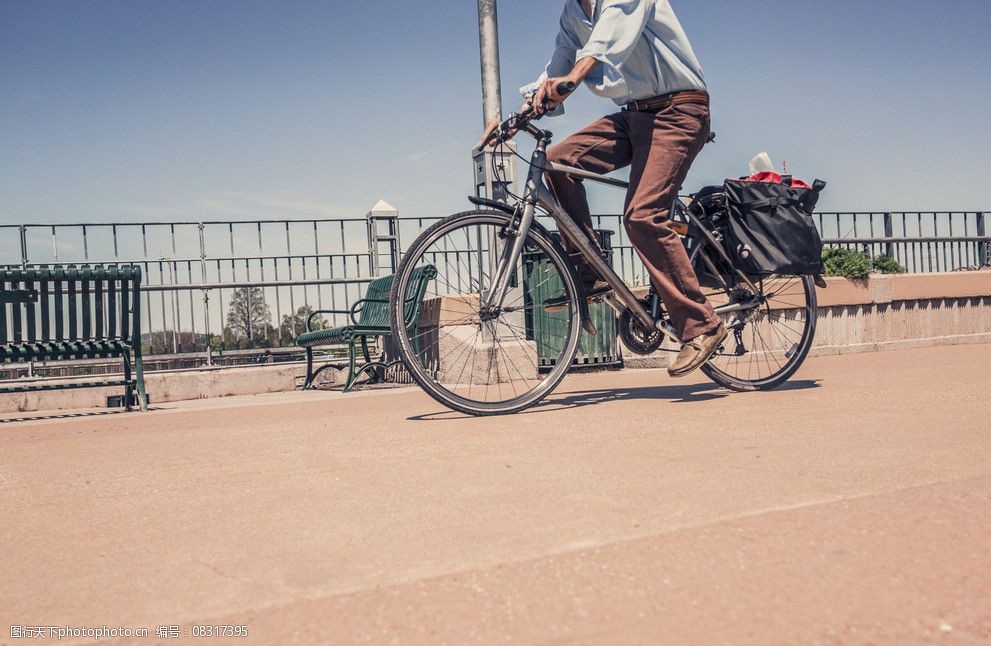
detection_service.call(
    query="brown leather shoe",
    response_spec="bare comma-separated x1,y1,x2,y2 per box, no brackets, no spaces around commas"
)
668,322,727,377
543,280,612,313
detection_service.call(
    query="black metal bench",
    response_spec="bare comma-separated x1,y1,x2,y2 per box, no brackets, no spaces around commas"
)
297,265,436,391
0,265,148,411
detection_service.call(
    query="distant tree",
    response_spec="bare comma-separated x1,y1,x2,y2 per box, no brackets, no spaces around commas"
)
175,331,208,353
208,330,230,352
279,305,325,345
140,331,207,355
225,287,271,343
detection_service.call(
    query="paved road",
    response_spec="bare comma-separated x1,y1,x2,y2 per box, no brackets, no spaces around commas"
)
2,344,989,644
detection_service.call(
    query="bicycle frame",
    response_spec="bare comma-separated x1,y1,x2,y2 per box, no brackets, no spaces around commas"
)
480,129,761,344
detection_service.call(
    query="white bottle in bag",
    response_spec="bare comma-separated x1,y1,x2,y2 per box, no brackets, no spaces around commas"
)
749,152,775,175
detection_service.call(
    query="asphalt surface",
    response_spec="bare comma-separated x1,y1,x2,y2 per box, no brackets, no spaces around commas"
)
1,344,989,645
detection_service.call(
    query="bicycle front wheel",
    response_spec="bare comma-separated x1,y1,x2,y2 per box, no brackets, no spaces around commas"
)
389,210,583,416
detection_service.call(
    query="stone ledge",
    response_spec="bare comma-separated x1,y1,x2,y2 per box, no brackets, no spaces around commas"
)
0,363,326,415
819,271,990,307
890,272,991,301
817,276,875,306
634,273,990,308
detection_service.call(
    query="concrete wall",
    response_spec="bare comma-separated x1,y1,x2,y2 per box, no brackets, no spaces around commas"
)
2,272,988,413
627,271,991,369
813,272,991,356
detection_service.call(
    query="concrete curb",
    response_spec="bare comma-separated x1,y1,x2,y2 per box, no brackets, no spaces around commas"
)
0,363,336,415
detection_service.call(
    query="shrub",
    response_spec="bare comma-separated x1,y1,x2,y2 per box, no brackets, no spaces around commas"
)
871,254,907,274
822,247,871,278
821,247,907,278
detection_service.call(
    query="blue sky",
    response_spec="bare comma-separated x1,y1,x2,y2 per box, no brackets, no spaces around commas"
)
1,0,989,225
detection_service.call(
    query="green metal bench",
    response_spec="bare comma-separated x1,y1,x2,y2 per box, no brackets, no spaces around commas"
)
297,265,436,392
1,265,148,411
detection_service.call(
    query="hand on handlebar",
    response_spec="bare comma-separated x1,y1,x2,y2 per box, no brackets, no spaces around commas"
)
476,116,505,151
533,77,576,116
474,80,575,151
474,104,528,151
478,97,536,149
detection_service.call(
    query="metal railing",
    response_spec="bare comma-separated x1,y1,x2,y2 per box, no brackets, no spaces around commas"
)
1,210,988,379
814,211,989,273
588,211,989,284
1,216,399,378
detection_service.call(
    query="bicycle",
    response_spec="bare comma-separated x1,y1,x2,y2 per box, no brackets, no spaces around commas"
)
389,84,818,416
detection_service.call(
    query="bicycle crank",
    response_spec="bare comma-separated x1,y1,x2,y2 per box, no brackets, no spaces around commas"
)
619,299,664,356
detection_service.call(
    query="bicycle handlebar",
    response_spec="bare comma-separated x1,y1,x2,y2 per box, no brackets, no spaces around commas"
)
551,80,577,99
475,81,576,152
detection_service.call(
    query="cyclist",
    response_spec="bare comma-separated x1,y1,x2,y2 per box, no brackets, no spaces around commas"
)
484,0,726,377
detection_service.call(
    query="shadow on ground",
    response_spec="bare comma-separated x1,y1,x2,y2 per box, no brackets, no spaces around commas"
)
408,379,821,421
0,408,141,425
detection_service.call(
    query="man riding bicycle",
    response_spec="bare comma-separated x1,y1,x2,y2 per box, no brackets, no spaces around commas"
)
485,0,726,377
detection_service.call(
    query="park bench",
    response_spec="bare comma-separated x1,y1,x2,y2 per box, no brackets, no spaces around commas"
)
297,265,436,392
0,265,148,411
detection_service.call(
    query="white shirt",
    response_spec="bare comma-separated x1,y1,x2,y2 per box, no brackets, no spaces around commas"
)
521,0,707,112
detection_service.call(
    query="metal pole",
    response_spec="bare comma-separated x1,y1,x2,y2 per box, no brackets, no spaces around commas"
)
977,212,988,267
474,0,520,345
477,0,503,126
883,212,893,259
473,0,516,204
367,214,379,277
19,225,28,268
198,222,212,366
389,218,400,273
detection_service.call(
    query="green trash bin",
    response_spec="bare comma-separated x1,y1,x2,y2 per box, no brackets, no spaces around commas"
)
523,229,622,370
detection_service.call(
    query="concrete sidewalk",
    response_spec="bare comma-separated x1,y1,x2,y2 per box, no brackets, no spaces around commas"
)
1,345,989,644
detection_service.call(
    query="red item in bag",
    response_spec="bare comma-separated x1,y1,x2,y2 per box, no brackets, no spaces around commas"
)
743,171,813,190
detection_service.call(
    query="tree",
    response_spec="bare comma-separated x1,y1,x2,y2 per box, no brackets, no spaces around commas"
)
225,287,271,343
279,305,325,345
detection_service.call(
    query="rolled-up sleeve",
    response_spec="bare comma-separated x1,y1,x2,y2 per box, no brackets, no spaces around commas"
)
575,0,650,86
519,10,580,116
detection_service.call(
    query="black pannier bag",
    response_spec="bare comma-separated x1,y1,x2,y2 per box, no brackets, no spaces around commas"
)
722,174,826,275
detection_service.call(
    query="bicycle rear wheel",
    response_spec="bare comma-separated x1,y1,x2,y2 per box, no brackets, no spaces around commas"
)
692,249,818,390
389,210,582,416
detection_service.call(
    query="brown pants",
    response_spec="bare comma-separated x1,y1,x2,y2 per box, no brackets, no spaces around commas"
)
545,95,719,341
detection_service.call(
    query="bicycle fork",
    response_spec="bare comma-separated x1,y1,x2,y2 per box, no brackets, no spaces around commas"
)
479,142,546,317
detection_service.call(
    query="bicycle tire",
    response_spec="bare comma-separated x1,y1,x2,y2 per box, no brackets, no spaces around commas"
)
700,274,818,391
389,210,583,416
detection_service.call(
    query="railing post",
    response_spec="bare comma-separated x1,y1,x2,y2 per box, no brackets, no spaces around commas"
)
198,222,212,366
977,212,989,267
367,200,400,277
366,216,377,277
21,225,32,375
19,224,28,268
388,215,400,272
865,242,878,273
883,212,893,259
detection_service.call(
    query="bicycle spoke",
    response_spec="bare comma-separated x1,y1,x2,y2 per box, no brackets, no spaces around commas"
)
392,214,580,412
701,271,815,386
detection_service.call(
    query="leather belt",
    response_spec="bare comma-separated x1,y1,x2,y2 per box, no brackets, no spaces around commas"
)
624,90,709,112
